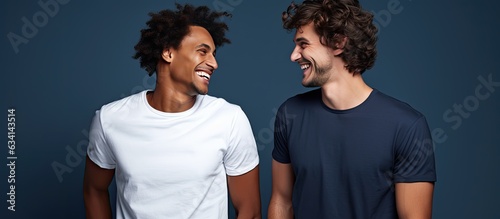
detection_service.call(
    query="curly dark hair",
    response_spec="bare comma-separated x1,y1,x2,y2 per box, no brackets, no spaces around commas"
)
133,4,231,76
282,0,377,74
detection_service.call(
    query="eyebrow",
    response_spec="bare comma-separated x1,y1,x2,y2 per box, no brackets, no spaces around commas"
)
196,43,212,51
294,37,309,44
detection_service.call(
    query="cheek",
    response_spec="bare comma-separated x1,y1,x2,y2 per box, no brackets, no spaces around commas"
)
309,50,330,65
189,56,203,66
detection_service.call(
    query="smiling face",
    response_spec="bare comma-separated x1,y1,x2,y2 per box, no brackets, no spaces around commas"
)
290,23,336,87
164,25,218,95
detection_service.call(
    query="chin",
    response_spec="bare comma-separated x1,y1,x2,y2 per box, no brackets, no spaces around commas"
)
197,89,209,95
302,79,315,88
192,83,208,95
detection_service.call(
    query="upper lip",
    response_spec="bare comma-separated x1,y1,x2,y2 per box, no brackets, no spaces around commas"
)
298,59,311,66
195,68,213,75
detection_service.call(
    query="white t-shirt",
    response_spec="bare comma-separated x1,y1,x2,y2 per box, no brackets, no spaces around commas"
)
87,90,259,219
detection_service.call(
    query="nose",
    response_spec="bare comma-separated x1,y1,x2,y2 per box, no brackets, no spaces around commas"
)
290,46,302,62
207,54,218,70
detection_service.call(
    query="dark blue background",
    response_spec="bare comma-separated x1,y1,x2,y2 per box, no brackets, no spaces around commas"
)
2,0,499,218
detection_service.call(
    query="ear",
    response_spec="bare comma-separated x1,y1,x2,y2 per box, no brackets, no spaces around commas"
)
332,36,348,56
161,48,173,63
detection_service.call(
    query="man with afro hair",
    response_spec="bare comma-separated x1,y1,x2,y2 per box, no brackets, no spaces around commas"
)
83,4,261,219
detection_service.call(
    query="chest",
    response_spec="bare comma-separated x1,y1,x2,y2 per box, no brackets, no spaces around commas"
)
287,113,397,176
106,117,229,183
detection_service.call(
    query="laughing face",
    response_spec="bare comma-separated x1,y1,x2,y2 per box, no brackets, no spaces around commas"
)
165,26,218,95
291,23,335,87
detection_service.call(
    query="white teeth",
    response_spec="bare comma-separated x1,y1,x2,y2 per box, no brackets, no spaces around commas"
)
301,64,310,70
196,71,211,80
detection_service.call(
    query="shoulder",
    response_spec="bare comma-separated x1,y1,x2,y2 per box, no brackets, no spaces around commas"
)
200,94,241,110
370,89,425,120
99,90,146,117
198,94,245,116
368,90,431,136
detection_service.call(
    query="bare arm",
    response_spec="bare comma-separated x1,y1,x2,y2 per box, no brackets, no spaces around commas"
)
83,155,115,219
395,182,434,219
268,159,294,219
227,165,261,219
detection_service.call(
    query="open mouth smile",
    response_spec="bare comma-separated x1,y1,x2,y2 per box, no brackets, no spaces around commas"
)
196,71,211,80
301,64,311,70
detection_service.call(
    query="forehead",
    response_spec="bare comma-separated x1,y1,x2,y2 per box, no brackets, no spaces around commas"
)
181,26,215,48
294,22,320,42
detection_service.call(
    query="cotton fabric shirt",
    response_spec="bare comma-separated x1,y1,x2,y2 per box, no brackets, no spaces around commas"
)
272,88,436,219
87,90,259,219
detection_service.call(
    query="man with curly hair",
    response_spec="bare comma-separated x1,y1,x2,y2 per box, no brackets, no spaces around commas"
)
83,4,261,219
268,0,436,218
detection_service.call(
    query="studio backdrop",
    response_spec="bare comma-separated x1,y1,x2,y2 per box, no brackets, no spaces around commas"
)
1,0,499,218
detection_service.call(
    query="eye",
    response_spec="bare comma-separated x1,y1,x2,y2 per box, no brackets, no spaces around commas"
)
299,42,308,49
198,49,208,55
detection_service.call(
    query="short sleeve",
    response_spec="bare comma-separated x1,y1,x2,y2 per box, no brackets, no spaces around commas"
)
394,116,437,183
272,104,291,163
223,107,259,176
86,110,116,169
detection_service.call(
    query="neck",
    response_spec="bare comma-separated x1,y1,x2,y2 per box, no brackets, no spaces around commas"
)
146,68,197,113
320,71,372,110
147,87,197,113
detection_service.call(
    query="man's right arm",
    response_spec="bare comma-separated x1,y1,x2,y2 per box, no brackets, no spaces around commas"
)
83,155,115,219
268,159,294,219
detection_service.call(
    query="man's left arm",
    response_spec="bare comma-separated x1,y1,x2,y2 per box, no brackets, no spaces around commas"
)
227,166,261,219
395,182,434,219
394,115,436,219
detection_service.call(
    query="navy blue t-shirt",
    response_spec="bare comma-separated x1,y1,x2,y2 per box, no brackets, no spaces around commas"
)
272,88,436,219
